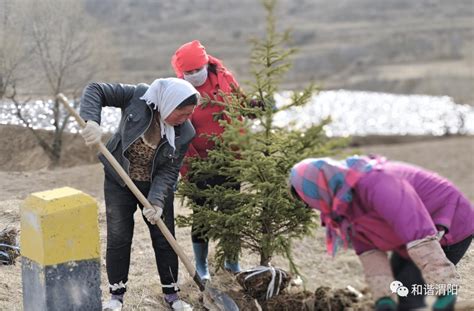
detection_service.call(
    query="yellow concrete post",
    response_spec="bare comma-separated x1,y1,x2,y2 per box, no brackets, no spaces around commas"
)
21,187,101,311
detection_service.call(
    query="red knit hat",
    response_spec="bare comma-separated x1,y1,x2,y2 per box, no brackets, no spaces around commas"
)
171,40,209,76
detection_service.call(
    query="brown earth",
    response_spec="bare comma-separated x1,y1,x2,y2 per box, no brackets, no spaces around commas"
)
0,125,473,310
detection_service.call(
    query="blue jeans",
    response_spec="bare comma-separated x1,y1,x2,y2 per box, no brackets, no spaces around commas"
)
104,173,178,294
391,235,473,310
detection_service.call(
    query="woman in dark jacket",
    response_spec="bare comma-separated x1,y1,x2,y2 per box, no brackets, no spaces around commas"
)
80,78,197,311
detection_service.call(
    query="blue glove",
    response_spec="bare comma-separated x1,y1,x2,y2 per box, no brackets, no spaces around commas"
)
375,297,397,311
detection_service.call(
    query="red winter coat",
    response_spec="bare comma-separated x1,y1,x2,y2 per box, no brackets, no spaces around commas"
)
179,56,239,177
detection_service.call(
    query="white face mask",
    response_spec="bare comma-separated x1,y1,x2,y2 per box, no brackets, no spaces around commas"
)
183,66,208,87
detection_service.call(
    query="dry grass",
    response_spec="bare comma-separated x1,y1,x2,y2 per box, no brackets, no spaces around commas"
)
0,136,473,310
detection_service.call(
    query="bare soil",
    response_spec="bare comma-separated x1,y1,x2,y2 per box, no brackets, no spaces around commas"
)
0,127,472,310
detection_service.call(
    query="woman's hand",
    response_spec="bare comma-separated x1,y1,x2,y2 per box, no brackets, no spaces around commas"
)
81,120,102,146
143,204,164,225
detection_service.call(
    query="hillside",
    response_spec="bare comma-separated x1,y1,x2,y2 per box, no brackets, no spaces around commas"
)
83,0,473,105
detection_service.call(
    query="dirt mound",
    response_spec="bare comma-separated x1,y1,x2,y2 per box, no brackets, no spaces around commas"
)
260,291,315,310
0,125,100,171
227,285,371,311
313,286,362,311
0,227,20,265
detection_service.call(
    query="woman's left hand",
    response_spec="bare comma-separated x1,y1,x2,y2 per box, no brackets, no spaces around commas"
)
143,204,164,224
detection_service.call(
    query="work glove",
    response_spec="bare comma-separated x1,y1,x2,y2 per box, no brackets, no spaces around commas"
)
359,249,396,302
432,293,456,311
375,297,397,311
249,98,265,110
81,120,102,146
142,204,163,225
245,98,265,119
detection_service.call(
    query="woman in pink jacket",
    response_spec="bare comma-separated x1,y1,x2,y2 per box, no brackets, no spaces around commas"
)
289,155,473,311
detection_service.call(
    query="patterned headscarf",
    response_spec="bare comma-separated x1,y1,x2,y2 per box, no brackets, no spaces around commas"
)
289,156,378,256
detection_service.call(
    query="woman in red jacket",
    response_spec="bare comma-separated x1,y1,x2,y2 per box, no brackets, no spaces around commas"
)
172,40,241,280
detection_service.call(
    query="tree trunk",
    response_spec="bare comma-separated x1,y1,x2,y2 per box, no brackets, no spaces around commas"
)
259,253,272,267
49,132,62,166
49,148,61,166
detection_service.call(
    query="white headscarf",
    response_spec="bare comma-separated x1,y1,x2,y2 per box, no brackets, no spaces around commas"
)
140,78,198,150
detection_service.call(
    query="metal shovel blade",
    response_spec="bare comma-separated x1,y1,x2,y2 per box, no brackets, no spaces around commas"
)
203,283,239,311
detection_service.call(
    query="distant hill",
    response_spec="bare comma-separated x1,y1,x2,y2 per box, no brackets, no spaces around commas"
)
84,0,473,105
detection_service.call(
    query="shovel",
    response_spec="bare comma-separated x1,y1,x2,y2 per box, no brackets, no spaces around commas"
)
57,93,239,311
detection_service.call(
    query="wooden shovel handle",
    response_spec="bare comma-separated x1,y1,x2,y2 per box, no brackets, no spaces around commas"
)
57,93,204,290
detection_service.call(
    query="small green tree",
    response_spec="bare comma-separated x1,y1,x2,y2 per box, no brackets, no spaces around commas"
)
178,0,344,272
